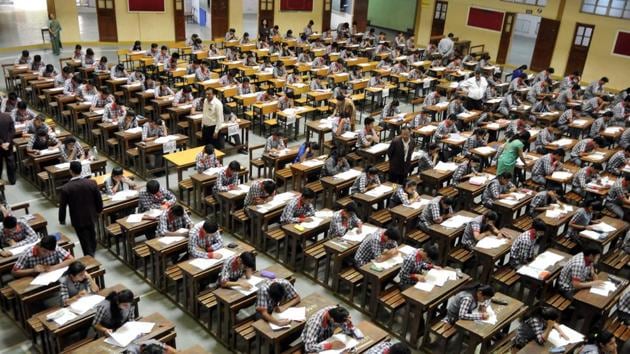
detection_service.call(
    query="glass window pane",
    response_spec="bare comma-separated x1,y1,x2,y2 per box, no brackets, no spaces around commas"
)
609,8,623,15
583,0,597,4
612,0,625,8
575,35,583,45
595,5,608,14
577,26,585,36
582,37,591,46
596,0,610,6
582,4,595,12
624,9,630,17
584,27,593,37
539,0,548,5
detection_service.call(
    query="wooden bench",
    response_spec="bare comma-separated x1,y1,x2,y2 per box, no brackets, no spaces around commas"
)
178,178,193,203
406,229,430,247
304,240,327,281
513,214,533,232
604,317,630,343
429,320,458,354
230,209,250,240
204,195,218,219
492,266,521,296
564,191,583,206
132,244,151,279
545,291,573,313
234,319,257,354
368,209,392,227
26,316,45,348
0,286,17,319
264,227,287,260
105,223,123,254
448,247,474,269
552,234,578,253
304,180,324,208
601,248,630,275
377,287,406,327
197,289,218,332
274,167,293,192
165,265,183,304
345,151,362,166
334,196,354,210
338,267,363,303
438,186,459,199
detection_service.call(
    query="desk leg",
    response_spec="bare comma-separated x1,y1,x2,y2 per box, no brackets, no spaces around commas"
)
164,161,171,190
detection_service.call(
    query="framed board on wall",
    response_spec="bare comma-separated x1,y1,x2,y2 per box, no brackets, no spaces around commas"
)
128,0,165,12
612,30,630,57
281,0,313,11
467,7,504,32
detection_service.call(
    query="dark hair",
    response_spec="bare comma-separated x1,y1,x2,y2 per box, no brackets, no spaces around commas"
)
63,136,76,146
66,261,87,276
526,306,559,322
384,227,400,242
40,235,57,251
111,167,124,177
106,289,134,329
17,101,27,110
389,343,410,354
170,204,184,217
240,251,256,269
69,161,82,175
364,117,375,126
532,218,546,231
204,144,215,155
302,187,316,199
600,77,609,83
21,50,29,57
228,160,241,171
586,330,614,347
140,343,165,354
571,84,580,91
583,247,601,257
499,172,512,180
441,196,455,206
146,180,160,194
202,221,219,234
262,180,277,195
328,306,349,323
553,149,565,157
424,243,439,261
485,211,498,222
366,166,378,175
268,282,286,303
3,215,17,229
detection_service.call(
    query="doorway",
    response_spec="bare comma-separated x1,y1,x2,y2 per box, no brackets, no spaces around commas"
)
77,0,98,42
506,13,541,68
331,0,352,32
565,23,594,76
184,0,212,40
243,0,258,39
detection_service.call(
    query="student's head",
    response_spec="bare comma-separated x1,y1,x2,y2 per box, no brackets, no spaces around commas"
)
228,160,240,173
364,117,375,128
63,136,77,149
532,218,546,236
146,180,161,194
86,48,94,56
240,251,256,270
587,330,616,353
399,126,411,141
403,179,417,194
44,64,55,74
262,180,277,195
583,246,602,264
271,130,282,140
66,261,88,282
170,204,185,217
447,33,454,38
21,50,29,58
551,148,564,161
419,243,439,263
202,144,215,156
69,161,82,176
301,187,316,203
388,343,411,354
534,306,560,322
39,235,58,255
308,20,314,26
440,196,454,209
17,101,27,111
3,215,17,231
110,167,124,182
473,128,487,138
33,54,42,63
445,114,456,126
383,227,400,243
498,172,512,184
171,52,180,60
366,166,378,177
100,86,111,96
268,282,287,303
201,221,219,235
328,306,350,324
483,211,499,226
106,289,134,324
182,85,192,94
592,137,605,148
8,92,17,101
474,284,495,302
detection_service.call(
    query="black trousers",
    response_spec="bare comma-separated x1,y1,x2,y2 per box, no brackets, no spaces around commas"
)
465,97,483,111
201,125,219,148
389,172,406,185
74,224,97,257
0,152,16,184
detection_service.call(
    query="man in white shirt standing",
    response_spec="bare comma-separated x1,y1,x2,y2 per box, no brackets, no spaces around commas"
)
202,90,224,147
459,70,488,110
438,33,455,60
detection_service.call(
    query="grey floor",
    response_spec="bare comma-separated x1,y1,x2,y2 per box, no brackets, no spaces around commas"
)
0,0,48,48
506,34,536,69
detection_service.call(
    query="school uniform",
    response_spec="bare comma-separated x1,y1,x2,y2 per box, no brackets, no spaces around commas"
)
13,245,72,273
483,179,514,208
92,298,135,331
137,187,176,212
349,173,380,194
59,275,93,305
214,168,239,193
605,178,628,218
0,221,38,248
557,252,595,298
156,209,192,237
513,316,547,348
398,249,433,288
446,290,489,324
301,306,356,353
195,152,220,173
418,196,452,231
509,229,537,267
188,221,223,259
280,196,315,224
566,207,592,240
218,255,246,285
256,278,298,314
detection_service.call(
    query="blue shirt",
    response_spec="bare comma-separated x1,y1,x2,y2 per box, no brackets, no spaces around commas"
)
294,144,313,163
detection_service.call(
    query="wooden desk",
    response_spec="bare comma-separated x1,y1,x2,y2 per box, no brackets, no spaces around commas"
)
492,191,534,228
357,142,390,166
281,210,332,268
473,228,519,283
145,237,188,289
578,216,629,256
216,183,249,231
420,167,453,195
517,331,580,353
97,195,139,248
136,134,188,178
429,210,479,264
247,192,300,247
44,158,108,202
402,270,471,348
389,196,433,239
116,217,158,264
351,182,396,220
517,248,571,306
262,147,299,177
455,292,527,354
455,173,495,209
358,245,409,314
320,168,361,208
573,273,628,332
305,120,332,153
163,146,225,191
289,157,326,191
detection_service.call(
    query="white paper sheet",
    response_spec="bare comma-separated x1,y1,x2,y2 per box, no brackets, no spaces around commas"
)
517,265,543,279
188,248,235,270
154,135,178,144
269,322,292,331
365,185,393,197
107,321,155,347
528,251,564,270
399,245,417,257
372,254,404,269
551,171,573,180
111,190,138,201
590,281,617,297
473,146,496,155
334,169,362,180
468,175,494,186
8,242,37,256
300,217,324,229
314,210,334,218
407,199,431,209
440,215,473,229
145,209,163,218
126,213,144,223
434,161,458,172
319,334,359,354
591,222,616,233
580,230,603,240
365,143,389,154
302,159,324,167
158,236,185,245
31,267,68,286
46,308,78,326
233,275,266,296
547,324,585,347
125,127,143,134
39,148,60,155
418,125,437,133
227,184,250,195
553,138,574,147
273,307,306,322
476,305,497,325
54,162,70,170
341,131,357,138
414,281,435,292
342,224,378,242
476,236,508,249
203,167,223,176
69,294,105,315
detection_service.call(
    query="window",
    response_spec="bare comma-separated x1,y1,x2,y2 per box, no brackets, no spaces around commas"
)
581,0,630,18
502,0,548,6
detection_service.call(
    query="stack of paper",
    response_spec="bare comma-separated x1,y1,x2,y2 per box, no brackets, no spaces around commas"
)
227,185,250,196
476,236,508,249
373,254,404,269
551,171,573,180
69,294,105,315
365,185,393,197
447,134,467,143
554,138,574,147
125,127,143,134
8,242,37,256
55,162,70,170
365,143,389,154
468,175,490,186
301,217,324,229
341,131,358,138
302,159,324,167
334,169,362,180
591,222,616,233
414,268,458,291
46,308,78,326
40,148,60,155
158,236,186,245
407,199,431,209
154,135,177,144
590,281,617,296
434,161,458,172
272,307,306,322
31,267,69,286
188,248,236,270
548,325,585,347
529,251,564,270
342,224,378,242
233,275,266,296
126,213,144,223
203,167,223,176
545,203,574,218
418,125,437,133
474,146,496,155
399,245,417,257
314,210,334,218
440,215,473,229
111,190,138,201
586,152,606,161
320,334,359,354
580,230,603,240
573,119,588,126
105,321,155,347
475,305,497,325
604,127,623,134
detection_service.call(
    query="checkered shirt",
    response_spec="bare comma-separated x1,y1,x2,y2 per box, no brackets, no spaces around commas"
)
173,90,193,105
156,209,192,237
119,117,138,130
463,136,484,157
461,221,481,251
589,117,606,138
280,196,316,224
532,154,558,178
265,136,286,152
244,179,274,207
350,173,380,194
619,290,630,318
356,128,375,148
452,161,473,184
13,245,71,271
59,276,91,304
91,94,114,109
219,255,246,285
0,221,38,248
607,151,627,173
534,128,555,150
323,157,350,177
365,341,393,354
354,231,398,267
415,150,434,172
420,197,452,226
530,191,551,210
214,168,239,193
483,179,514,202
188,222,223,258
137,187,176,212
447,101,465,116
27,132,59,150
433,121,458,143
102,103,126,123
572,167,596,190
92,299,135,330
398,249,433,287
606,179,627,204
558,253,595,293
301,306,355,353
514,316,546,347
510,229,536,266
59,143,84,162
557,109,573,126
583,97,601,113
155,86,174,98
63,79,78,95
390,187,415,207
256,278,299,314
328,210,362,238
570,139,592,159
126,340,166,354
567,207,592,238
424,92,439,106
411,114,430,129
195,152,221,173
141,122,165,140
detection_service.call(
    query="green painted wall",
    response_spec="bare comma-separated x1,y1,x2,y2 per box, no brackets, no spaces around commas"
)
367,0,417,32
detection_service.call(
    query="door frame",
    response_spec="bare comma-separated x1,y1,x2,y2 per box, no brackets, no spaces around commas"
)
174,0,186,42
96,0,117,42
530,18,559,72
431,0,448,37
564,22,595,76
496,12,515,64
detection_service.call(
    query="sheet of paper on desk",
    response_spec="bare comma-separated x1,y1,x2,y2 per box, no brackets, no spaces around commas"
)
159,236,185,245
228,184,250,195
93,109,104,115
426,268,457,287
365,184,392,197
418,125,437,133
590,281,617,297
554,138,573,147
414,280,435,292
366,143,389,154
440,215,473,229
126,213,144,223
203,167,223,176
476,236,508,249
551,171,573,180
334,169,362,180
47,308,78,326
408,199,431,209
111,190,138,201
591,222,616,233
399,245,417,257
573,119,588,126
40,148,60,155
528,251,564,270
486,98,502,104
447,134,467,143
548,324,585,347
269,322,292,331
189,248,235,270
586,152,606,161
234,275,266,296
435,101,449,108
315,210,334,218
274,307,306,321
55,162,70,169
107,321,155,347
320,334,359,354
580,230,603,240
302,159,324,167
517,265,543,279
144,209,162,218
604,127,623,134
475,305,497,325
31,266,69,286
69,294,105,315
301,217,324,229
474,146,496,155
341,131,357,138
9,242,37,256
125,127,143,134
468,175,490,186
486,123,500,130
154,135,177,144
372,254,404,269
342,224,378,242
435,161,458,172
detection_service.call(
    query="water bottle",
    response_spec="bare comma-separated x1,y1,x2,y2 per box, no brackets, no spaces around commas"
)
91,146,98,161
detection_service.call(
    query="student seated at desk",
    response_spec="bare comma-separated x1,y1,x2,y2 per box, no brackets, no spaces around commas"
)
588,111,611,140
91,87,114,112
105,167,137,195
273,61,288,79
155,79,174,98
25,114,48,135
110,63,128,79
221,106,246,154
398,244,439,289
127,70,145,85
294,141,316,163
607,147,630,175
512,306,565,352
119,111,139,130
155,204,192,237
83,48,95,67
604,174,630,219
526,79,551,104
302,305,359,353
166,52,179,71
11,235,74,278
144,75,157,90
531,149,564,186
218,251,256,288
531,96,554,122
156,45,170,64
127,341,176,354
354,227,400,267
579,330,618,354
278,91,295,110
63,76,81,96
189,221,223,259
567,199,602,241
195,61,212,82
195,144,221,173
220,69,239,86
350,166,380,194
102,99,127,124
555,105,580,135
462,128,487,160
26,128,60,154
528,190,562,216
55,66,72,88
60,137,85,162
417,196,454,232
280,187,316,224
93,289,136,337
323,149,350,177
11,101,35,124
356,117,380,149
509,218,545,267
570,137,603,166
423,90,441,107
613,96,629,127
59,260,99,306
451,159,479,185
141,117,167,170
0,215,38,255
255,278,301,325
78,80,98,103
257,88,276,103
173,86,193,107
244,179,276,208
310,75,325,91
265,130,286,153
572,165,600,197
214,161,240,193
379,99,401,139
29,54,45,72
15,49,31,65
138,180,176,212
498,91,522,118
583,97,608,116
445,283,495,324
366,342,410,354
482,172,516,208
556,84,580,112
328,202,362,239
237,77,255,95
389,180,421,207
556,247,603,299
533,125,555,154
332,85,352,101
460,211,502,252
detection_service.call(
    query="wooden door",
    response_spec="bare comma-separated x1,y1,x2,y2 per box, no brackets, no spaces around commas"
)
322,0,331,32
496,12,515,64
46,0,56,17
211,0,229,39
530,18,559,72
96,0,117,42
565,23,594,76
353,0,368,33
174,0,186,42
259,0,274,28
431,1,447,37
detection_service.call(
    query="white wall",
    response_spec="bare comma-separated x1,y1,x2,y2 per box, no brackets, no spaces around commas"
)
243,0,257,13
513,13,541,39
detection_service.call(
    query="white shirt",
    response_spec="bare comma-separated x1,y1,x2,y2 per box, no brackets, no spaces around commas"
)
460,76,488,101
202,97,224,130
438,37,454,56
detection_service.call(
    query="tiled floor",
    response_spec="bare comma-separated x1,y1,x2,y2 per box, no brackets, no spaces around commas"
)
506,34,536,69
0,0,48,48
